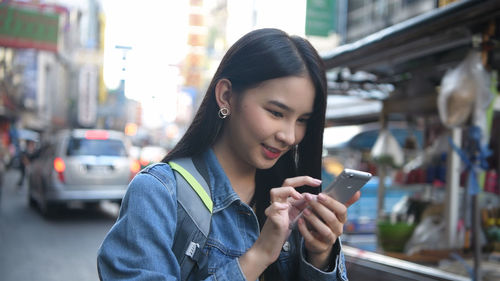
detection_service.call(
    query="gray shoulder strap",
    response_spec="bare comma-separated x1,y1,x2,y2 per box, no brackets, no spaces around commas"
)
170,157,212,236
169,157,212,280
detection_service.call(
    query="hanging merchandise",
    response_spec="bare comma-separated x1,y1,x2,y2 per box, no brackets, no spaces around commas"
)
370,128,404,168
438,51,493,133
404,215,446,255
438,50,494,195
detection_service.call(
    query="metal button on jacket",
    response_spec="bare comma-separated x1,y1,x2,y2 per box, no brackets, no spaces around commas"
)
282,241,290,252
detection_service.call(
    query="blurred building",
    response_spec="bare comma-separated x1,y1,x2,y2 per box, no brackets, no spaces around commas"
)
344,0,436,43
180,0,207,113
0,0,144,145
0,0,105,135
54,0,104,130
0,1,73,162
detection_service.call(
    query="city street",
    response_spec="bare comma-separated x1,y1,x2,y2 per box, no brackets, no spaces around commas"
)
0,169,120,281
0,1,499,280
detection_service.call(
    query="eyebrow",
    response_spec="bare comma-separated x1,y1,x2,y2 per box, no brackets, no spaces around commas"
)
268,100,313,116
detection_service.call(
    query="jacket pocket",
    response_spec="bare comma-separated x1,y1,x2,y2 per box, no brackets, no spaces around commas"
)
205,238,245,274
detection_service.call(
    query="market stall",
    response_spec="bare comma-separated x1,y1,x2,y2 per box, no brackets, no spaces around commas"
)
322,1,500,280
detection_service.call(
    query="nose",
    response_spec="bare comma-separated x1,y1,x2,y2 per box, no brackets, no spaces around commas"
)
276,122,295,147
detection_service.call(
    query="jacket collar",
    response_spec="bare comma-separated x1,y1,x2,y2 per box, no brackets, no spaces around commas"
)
203,149,241,213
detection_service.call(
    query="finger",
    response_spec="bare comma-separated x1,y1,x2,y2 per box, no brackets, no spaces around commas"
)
306,194,347,234
314,193,348,223
282,176,322,188
290,193,316,209
265,202,289,216
297,217,332,252
297,217,317,243
270,186,303,204
302,208,336,242
344,191,361,208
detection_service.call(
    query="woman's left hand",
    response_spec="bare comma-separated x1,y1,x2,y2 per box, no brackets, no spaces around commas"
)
297,191,361,270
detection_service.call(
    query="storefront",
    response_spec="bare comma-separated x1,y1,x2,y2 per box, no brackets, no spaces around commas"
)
322,0,500,280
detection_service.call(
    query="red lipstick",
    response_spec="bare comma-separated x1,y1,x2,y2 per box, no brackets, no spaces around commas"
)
263,144,281,159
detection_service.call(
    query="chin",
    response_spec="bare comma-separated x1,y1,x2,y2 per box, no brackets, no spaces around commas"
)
254,158,280,170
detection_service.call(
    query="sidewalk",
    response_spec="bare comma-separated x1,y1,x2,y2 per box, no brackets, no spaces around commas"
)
343,235,500,280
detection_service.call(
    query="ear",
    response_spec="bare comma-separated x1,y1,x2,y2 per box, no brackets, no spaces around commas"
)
214,79,233,110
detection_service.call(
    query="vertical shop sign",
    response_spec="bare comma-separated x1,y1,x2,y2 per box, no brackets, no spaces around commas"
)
306,0,337,37
78,66,98,127
13,49,38,109
0,4,59,52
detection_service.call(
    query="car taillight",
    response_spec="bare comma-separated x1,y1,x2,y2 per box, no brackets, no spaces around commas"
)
131,160,141,173
54,157,66,172
130,160,141,181
139,159,149,167
54,157,65,182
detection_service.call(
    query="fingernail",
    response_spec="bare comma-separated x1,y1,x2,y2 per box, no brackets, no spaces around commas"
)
305,193,313,201
313,179,322,185
318,193,327,201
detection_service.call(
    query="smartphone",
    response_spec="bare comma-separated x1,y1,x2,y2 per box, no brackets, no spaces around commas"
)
289,168,372,229
322,168,372,204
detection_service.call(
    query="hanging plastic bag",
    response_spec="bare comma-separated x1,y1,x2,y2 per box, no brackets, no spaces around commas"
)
438,51,493,131
370,128,404,168
404,215,446,255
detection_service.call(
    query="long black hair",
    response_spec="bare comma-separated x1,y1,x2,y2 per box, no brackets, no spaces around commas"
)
163,27,326,224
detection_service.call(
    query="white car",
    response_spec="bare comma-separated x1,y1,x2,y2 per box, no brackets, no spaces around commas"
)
28,129,141,216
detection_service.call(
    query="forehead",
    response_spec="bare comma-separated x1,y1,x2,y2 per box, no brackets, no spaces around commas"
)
243,76,316,112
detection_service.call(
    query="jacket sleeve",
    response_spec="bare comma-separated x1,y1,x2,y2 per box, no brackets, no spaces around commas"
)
97,167,182,281
298,238,348,281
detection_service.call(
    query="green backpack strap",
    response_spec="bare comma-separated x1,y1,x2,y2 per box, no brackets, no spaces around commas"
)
169,157,212,281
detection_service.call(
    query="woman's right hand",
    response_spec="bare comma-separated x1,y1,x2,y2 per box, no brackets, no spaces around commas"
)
239,176,321,280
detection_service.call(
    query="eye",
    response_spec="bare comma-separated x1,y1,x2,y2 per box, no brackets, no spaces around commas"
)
297,117,309,124
267,109,283,118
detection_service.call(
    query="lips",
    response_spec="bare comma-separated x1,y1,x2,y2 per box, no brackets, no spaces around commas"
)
262,144,282,159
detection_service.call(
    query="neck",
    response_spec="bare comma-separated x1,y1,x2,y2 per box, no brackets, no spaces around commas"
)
212,141,256,205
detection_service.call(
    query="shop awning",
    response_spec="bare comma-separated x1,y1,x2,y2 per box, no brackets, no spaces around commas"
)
322,0,500,124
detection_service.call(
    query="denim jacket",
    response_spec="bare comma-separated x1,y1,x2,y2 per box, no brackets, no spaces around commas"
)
97,149,348,281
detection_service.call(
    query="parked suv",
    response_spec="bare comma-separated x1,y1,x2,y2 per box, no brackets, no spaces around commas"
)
28,129,140,216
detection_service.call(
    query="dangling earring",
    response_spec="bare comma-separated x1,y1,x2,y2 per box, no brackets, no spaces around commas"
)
218,107,230,119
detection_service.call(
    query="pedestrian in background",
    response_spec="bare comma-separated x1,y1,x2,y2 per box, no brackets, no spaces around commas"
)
17,140,37,188
0,141,6,208
98,28,360,281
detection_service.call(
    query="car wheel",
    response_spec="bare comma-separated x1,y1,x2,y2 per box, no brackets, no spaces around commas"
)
27,179,37,209
40,201,59,218
39,192,58,218
28,192,37,209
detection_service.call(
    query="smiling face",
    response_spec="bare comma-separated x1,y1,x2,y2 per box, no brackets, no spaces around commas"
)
218,76,316,171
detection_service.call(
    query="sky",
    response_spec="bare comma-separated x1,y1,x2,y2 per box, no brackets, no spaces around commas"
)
100,0,309,129
101,0,190,128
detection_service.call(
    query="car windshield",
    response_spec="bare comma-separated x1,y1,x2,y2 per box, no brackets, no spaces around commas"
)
66,138,127,157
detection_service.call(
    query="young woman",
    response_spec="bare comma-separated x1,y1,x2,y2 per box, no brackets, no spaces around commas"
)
97,28,360,281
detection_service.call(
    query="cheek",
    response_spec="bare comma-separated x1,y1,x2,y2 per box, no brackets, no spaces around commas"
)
295,126,307,144
241,107,269,136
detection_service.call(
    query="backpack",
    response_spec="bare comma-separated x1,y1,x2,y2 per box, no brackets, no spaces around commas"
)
168,157,213,281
